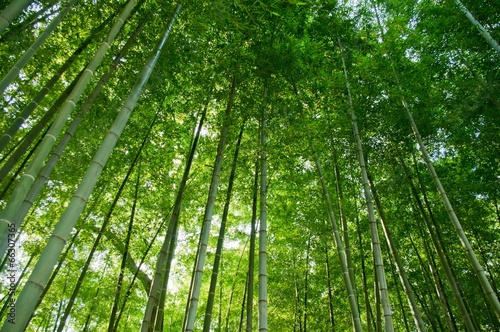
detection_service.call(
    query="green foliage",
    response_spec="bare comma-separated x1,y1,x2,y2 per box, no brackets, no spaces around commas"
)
0,0,499,330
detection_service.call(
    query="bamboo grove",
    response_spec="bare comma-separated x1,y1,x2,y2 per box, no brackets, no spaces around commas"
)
0,0,499,331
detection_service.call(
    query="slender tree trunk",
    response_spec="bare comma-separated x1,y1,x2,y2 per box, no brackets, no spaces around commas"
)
337,37,393,330
0,0,32,35
258,84,269,332
413,283,442,332
1,9,176,327
408,234,449,332
312,146,363,331
203,124,244,331
331,142,357,303
0,129,29,164
246,160,258,332
410,152,480,331
0,14,112,154
218,267,223,332
224,240,249,332
79,259,110,332
367,171,427,331
142,105,206,332
418,228,459,332
0,68,83,185
239,272,249,332
12,13,150,246
325,245,336,332
108,162,141,332
56,118,154,332
0,0,58,43
153,222,178,332
374,264,382,332
0,0,78,95
152,108,208,332
82,286,102,332
303,238,310,332
385,242,410,331
184,75,236,332
294,258,303,332
355,203,373,332
454,0,500,55
113,217,169,332
401,154,476,331
401,81,500,320
52,279,69,332
0,0,142,259
0,130,43,200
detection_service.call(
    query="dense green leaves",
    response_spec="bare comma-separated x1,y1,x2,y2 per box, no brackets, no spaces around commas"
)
0,0,498,331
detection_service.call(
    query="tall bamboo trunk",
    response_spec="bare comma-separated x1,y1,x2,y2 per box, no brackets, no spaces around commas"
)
239,272,249,332
400,155,475,330
385,245,410,331
1,6,179,329
142,106,206,332
0,1,58,44
224,240,249,332
399,77,500,319
55,117,154,332
108,162,141,332
0,0,142,259
0,130,43,200
246,160,258,332
0,0,32,35
367,172,427,331
453,0,500,55
113,218,168,331
0,0,78,95
184,75,236,332
12,15,149,236
410,151,480,330
355,205,373,332
258,85,269,332
324,245,336,332
330,143,357,303
0,68,84,184
0,14,112,154
337,37,393,330
203,124,244,331
311,146,363,331
408,234,448,331
294,258,303,332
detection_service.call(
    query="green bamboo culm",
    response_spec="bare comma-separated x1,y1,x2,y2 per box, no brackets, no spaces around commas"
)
184,75,236,332
403,98,500,319
0,4,181,331
0,0,32,35
258,86,268,332
454,0,500,55
11,15,148,236
141,105,206,332
0,0,140,260
337,36,394,331
0,14,112,155
0,0,78,95
311,146,363,332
